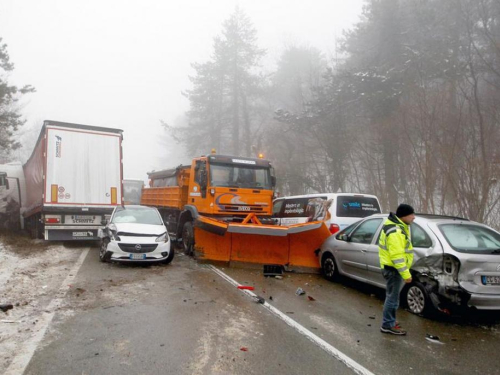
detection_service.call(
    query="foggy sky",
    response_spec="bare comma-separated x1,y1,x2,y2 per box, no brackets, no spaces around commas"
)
0,0,363,180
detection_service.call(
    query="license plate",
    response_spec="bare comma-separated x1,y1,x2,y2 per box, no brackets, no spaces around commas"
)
74,215,92,220
482,276,500,285
129,254,146,260
67,215,99,224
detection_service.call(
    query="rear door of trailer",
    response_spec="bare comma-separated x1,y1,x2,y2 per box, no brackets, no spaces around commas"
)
44,126,122,209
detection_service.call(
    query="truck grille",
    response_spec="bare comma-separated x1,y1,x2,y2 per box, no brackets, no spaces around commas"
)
118,243,158,253
222,205,264,212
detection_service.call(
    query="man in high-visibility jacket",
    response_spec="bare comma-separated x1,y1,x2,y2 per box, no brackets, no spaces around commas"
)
378,203,415,335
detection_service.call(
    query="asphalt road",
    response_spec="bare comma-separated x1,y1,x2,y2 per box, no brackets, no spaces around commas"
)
10,244,500,375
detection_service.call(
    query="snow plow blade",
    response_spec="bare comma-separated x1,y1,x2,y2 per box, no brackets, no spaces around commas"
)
193,213,331,272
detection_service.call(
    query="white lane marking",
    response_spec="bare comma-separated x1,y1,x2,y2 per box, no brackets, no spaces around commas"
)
5,248,90,375
209,265,375,375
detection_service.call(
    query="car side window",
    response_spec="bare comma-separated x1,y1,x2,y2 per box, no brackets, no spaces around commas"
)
350,218,384,244
411,223,432,248
335,221,359,239
272,199,284,216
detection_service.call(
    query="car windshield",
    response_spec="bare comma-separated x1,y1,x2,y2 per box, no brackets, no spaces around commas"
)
209,163,272,189
112,207,163,225
439,223,500,253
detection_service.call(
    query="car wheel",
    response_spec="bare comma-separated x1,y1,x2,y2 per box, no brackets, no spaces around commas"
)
99,238,112,263
405,281,431,315
322,253,339,282
163,245,175,265
182,221,194,256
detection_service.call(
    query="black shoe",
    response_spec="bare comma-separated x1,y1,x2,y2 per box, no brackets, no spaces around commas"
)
380,326,407,335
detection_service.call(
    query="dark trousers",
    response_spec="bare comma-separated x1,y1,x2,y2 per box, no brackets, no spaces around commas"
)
381,267,405,329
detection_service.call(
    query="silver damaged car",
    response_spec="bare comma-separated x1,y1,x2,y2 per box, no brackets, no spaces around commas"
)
319,214,500,315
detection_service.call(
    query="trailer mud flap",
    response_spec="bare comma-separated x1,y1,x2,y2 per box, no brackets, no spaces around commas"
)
46,229,99,241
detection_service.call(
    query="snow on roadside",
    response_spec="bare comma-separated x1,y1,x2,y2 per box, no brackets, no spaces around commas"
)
0,235,85,374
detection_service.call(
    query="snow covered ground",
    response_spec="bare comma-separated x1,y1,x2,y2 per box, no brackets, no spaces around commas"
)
0,233,86,373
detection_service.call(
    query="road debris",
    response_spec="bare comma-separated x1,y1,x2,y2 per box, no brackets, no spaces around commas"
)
255,296,265,304
307,296,316,301
425,334,444,345
237,285,255,290
0,304,14,312
240,347,248,351
295,287,306,296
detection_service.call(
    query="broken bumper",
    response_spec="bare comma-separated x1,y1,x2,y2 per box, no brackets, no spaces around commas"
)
468,293,500,310
107,240,171,263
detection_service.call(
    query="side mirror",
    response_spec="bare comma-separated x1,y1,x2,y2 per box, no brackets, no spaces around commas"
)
338,233,350,242
271,176,276,187
101,219,108,226
5,179,9,190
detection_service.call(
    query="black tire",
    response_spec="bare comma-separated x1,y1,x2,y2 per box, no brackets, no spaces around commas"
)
99,238,112,263
163,245,175,265
36,216,44,240
29,217,37,239
27,216,34,238
182,221,194,255
321,253,339,282
405,281,432,316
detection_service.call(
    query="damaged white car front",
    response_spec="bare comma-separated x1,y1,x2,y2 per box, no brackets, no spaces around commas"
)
98,205,174,264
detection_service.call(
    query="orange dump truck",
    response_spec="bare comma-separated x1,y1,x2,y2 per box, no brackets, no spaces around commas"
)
142,153,333,272
141,153,276,254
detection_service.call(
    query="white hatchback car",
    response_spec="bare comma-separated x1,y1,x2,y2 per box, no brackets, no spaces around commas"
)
98,205,174,264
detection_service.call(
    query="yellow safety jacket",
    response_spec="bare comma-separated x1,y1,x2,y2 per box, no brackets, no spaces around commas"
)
378,213,413,280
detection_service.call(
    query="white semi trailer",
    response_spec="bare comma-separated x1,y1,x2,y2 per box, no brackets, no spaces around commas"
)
23,120,124,240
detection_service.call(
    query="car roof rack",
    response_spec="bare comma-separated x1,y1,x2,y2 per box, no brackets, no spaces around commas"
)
416,213,470,221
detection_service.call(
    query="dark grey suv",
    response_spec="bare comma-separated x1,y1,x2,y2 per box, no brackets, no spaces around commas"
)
319,214,500,315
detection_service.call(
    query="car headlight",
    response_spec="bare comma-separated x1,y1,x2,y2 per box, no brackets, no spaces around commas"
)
156,232,169,243
107,224,121,241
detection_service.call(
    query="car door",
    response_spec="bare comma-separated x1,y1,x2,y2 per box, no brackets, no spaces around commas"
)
337,218,384,281
365,219,387,287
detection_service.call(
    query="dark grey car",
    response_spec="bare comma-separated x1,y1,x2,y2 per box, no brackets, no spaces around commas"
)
319,214,500,315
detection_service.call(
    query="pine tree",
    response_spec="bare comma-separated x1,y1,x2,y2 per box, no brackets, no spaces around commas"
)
0,38,35,162
181,8,265,157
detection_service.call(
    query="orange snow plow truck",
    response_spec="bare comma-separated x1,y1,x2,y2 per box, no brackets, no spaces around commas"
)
141,153,331,271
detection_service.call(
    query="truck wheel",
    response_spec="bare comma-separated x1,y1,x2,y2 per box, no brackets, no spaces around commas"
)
182,221,194,256
29,216,40,239
29,218,36,239
36,216,44,240
99,238,112,263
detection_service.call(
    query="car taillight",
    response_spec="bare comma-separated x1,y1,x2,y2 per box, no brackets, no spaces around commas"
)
329,223,340,234
45,218,60,223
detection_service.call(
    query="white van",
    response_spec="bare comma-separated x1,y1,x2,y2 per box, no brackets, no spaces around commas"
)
272,193,381,234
